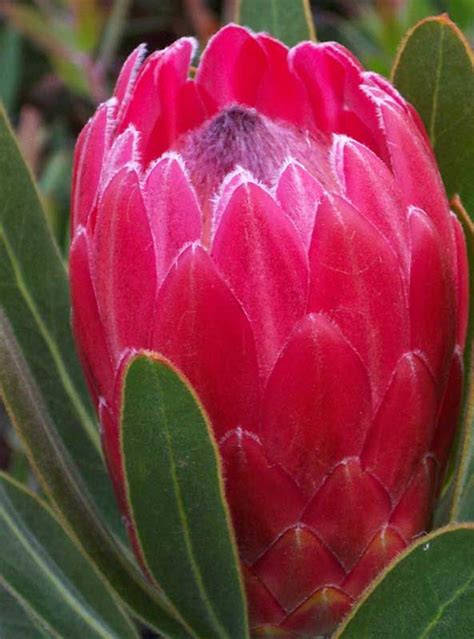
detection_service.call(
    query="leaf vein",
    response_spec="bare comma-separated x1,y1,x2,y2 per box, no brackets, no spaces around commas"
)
0,502,115,639
418,572,474,638
429,24,445,147
156,371,232,639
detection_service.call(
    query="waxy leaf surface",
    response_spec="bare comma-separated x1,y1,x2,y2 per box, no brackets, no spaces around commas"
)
0,104,121,536
121,353,249,639
336,525,474,638
393,16,474,213
0,472,138,639
0,311,193,639
0,585,50,639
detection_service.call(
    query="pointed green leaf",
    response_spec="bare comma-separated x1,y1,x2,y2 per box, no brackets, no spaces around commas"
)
335,525,474,638
235,0,315,46
392,15,474,213
0,103,122,537
121,353,249,639
0,311,193,639
0,472,139,639
0,585,51,639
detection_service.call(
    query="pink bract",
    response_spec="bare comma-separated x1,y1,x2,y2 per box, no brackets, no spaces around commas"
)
70,25,468,637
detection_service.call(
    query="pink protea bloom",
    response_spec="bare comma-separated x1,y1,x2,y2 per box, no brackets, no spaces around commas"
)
70,25,468,637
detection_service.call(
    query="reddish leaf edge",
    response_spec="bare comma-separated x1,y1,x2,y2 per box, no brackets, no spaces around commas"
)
391,13,474,85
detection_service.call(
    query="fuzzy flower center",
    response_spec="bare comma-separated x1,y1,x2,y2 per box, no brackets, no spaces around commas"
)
174,104,332,203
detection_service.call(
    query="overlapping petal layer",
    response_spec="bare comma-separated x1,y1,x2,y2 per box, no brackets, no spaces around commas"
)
71,24,467,637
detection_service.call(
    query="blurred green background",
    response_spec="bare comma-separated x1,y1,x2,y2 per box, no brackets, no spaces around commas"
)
0,0,472,480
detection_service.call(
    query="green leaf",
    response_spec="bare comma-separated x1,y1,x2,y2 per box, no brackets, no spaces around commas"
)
0,311,194,639
235,0,315,47
335,524,474,638
392,15,474,213
0,585,51,639
122,353,249,639
0,103,122,537
0,472,139,639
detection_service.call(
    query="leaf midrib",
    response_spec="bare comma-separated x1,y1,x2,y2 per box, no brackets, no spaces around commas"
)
428,22,445,147
0,576,60,639
0,500,116,639
155,369,232,639
419,571,474,638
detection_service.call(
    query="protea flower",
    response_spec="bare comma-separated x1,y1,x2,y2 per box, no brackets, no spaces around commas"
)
70,25,468,637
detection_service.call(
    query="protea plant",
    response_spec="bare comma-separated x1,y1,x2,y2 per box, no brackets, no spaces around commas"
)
69,22,468,637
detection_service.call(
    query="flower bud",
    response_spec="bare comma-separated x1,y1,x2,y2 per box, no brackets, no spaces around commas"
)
70,26,468,636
